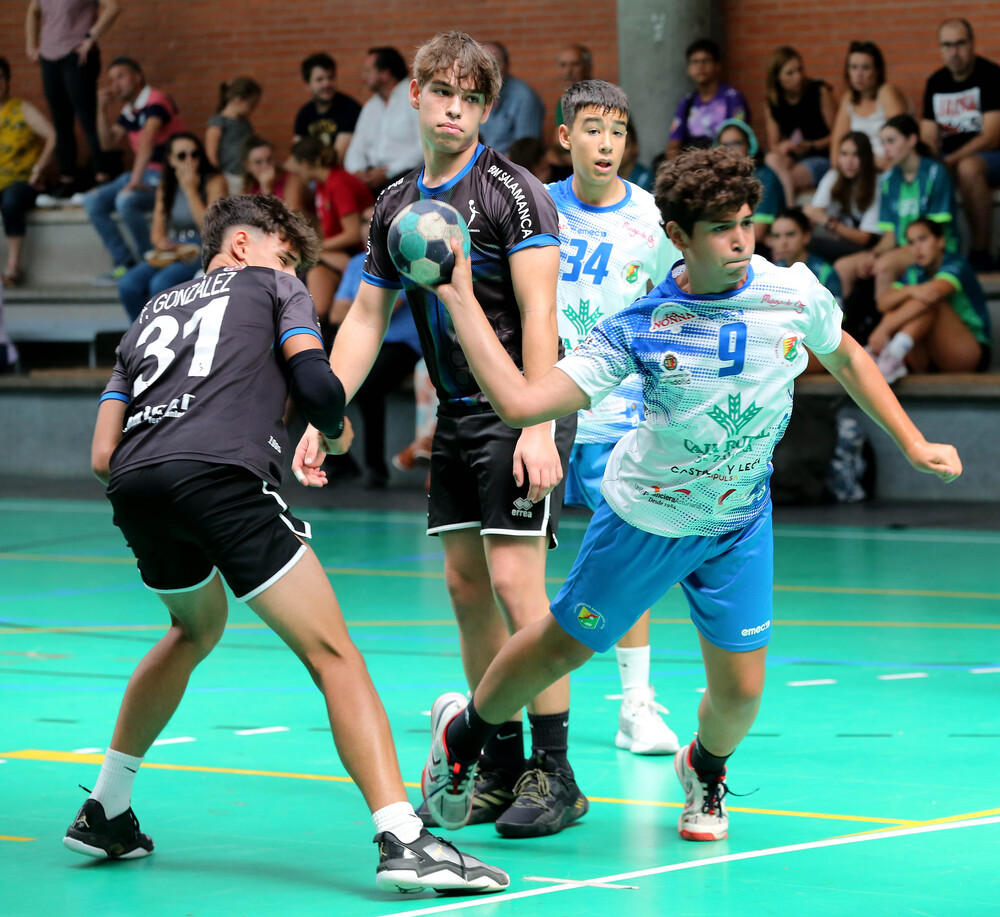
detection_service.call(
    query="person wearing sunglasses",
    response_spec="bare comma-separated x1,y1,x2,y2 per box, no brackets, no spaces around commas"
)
117,132,227,320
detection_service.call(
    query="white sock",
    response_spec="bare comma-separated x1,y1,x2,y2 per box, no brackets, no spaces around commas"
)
616,645,651,698
91,748,143,819
885,332,914,360
372,801,423,844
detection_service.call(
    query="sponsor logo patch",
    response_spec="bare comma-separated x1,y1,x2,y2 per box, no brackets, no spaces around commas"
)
575,604,603,630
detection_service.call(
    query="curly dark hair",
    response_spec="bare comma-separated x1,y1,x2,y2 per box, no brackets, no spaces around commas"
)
200,194,320,271
654,146,763,235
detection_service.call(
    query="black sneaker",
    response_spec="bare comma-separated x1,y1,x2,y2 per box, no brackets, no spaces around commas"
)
417,766,518,827
494,751,588,838
63,798,154,859
374,828,509,894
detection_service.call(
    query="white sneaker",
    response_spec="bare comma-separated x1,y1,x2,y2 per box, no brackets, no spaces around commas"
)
421,692,475,831
615,686,679,755
673,740,729,841
875,349,908,384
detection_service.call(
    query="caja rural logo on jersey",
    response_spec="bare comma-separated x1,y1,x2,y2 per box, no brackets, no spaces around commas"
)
684,393,768,456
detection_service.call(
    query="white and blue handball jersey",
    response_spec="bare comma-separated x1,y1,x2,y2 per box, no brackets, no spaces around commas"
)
556,256,844,538
546,177,679,444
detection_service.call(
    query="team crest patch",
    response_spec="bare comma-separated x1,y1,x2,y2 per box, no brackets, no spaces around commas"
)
575,604,603,631
775,332,801,362
622,261,643,284
660,351,692,385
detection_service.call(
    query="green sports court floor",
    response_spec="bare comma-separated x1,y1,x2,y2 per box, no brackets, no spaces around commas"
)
2,495,999,916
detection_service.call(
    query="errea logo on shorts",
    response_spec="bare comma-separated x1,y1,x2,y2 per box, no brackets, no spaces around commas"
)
511,497,533,518
741,620,771,637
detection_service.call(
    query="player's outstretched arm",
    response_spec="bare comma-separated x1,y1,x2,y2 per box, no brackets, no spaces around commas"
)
816,332,962,483
432,238,589,428
290,282,397,486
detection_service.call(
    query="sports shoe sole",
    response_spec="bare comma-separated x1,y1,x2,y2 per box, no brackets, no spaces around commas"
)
63,834,153,859
375,867,508,894
615,729,680,755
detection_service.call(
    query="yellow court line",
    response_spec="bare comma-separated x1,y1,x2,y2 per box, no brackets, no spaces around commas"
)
835,807,1000,838
3,749,913,828
0,835,36,842
2,551,999,602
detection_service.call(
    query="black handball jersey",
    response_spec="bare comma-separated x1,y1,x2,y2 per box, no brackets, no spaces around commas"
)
363,142,560,415
100,266,323,486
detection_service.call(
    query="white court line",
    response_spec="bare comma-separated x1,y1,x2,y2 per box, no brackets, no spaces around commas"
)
72,747,102,754
877,673,928,680
234,726,288,736
381,815,1000,917
971,667,1000,674
523,876,638,890
151,736,196,746
786,679,837,687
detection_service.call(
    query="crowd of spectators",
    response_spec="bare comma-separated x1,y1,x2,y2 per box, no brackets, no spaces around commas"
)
1,17,998,398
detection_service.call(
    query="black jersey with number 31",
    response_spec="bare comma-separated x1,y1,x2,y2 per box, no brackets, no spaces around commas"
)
101,266,322,486
363,143,560,416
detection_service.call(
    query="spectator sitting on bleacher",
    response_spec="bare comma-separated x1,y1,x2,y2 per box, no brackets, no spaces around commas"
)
477,41,545,155
834,114,956,303
769,207,842,302
920,18,1000,272
829,41,908,173
666,38,749,160
342,47,422,195
205,77,260,195
117,132,226,321
288,137,374,327
803,131,881,264
25,0,120,198
0,56,56,286
292,52,361,163
763,46,835,206
550,45,594,181
869,217,992,383
335,205,421,489
82,56,186,285
240,135,305,212
713,119,784,251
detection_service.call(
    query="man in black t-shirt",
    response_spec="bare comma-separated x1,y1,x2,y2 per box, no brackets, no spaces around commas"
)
62,195,509,896
920,18,1000,269
295,32,588,840
292,52,361,164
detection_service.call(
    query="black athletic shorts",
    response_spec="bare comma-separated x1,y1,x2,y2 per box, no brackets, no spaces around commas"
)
107,461,311,602
427,412,576,548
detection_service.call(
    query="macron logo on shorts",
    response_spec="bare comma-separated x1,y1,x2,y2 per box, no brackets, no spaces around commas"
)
741,620,771,637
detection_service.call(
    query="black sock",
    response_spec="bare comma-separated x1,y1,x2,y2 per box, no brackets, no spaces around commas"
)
444,698,499,764
527,711,570,772
690,737,730,780
481,720,524,775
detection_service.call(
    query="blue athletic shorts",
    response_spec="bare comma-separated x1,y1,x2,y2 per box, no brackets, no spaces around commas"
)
549,498,774,653
564,441,615,512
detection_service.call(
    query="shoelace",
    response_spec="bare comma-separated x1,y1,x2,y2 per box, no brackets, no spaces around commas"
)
700,777,729,816
611,691,671,717
510,768,562,810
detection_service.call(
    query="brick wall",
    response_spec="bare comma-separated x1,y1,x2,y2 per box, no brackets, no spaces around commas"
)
1,1,617,165
3,1,998,169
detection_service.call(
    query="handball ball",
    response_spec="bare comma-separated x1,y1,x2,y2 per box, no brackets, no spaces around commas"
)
387,199,471,286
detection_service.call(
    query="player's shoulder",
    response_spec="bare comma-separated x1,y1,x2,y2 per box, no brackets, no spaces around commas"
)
621,180,661,219
372,169,422,215
544,175,573,204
